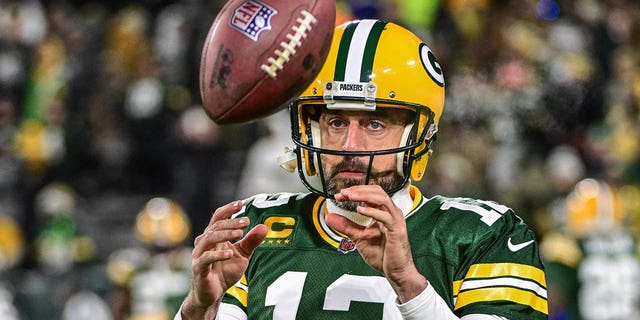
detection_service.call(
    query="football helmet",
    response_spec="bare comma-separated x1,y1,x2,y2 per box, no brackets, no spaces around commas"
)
564,178,625,237
286,19,445,197
135,197,191,249
0,213,24,271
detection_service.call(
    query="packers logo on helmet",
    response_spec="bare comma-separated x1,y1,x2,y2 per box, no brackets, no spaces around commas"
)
285,19,445,197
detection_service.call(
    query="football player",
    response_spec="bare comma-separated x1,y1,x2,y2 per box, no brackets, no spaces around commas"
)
176,19,548,319
108,197,192,320
541,179,640,320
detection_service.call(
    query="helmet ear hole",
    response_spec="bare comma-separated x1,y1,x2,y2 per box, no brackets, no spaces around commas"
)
411,132,437,181
410,153,430,182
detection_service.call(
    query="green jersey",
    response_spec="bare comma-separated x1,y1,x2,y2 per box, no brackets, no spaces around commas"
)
222,186,548,319
541,230,640,320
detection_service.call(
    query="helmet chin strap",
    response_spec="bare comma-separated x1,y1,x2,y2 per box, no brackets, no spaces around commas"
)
326,200,371,226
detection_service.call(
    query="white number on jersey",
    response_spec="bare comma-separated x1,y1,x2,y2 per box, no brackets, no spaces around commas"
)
440,199,510,226
266,272,401,319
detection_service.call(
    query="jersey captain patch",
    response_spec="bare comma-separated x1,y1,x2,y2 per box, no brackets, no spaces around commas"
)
261,215,297,247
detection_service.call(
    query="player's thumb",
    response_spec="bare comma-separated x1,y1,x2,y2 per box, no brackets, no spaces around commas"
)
236,224,268,257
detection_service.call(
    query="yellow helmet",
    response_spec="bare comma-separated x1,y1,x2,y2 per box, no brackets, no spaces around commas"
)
0,213,25,271
135,197,191,248
564,178,625,237
288,19,445,197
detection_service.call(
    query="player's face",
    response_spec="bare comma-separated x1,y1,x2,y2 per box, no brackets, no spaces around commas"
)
318,108,410,208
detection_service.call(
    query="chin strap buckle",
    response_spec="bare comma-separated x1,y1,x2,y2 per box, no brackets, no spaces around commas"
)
277,147,297,173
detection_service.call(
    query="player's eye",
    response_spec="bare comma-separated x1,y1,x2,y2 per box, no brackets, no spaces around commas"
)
368,121,384,130
328,118,347,129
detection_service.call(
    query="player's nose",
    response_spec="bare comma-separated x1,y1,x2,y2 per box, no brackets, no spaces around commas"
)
342,122,366,151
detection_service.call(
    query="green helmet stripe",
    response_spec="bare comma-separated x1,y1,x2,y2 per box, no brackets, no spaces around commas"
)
334,20,388,83
360,20,387,82
334,22,357,81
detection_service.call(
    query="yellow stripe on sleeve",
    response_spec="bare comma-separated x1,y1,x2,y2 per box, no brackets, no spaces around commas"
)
455,287,548,315
464,263,546,286
452,279,463,296
226,274,248,307
451,263,548,315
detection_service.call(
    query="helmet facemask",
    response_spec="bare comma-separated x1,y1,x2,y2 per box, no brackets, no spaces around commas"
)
289,99,437,199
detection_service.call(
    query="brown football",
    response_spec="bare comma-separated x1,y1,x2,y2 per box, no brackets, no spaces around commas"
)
200,0,335,124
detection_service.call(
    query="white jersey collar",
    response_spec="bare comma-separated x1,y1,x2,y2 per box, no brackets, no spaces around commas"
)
325,183,414,226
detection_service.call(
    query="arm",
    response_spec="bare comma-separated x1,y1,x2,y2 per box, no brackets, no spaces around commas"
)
325,185,513,320
396,284,507,320
175,302,247,320
178,201,267,320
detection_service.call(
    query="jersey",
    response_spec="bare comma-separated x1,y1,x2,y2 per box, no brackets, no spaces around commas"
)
541,230,640,320
222,186,548,319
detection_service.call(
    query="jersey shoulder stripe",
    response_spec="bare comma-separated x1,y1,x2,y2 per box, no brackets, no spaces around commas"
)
453,263,548,314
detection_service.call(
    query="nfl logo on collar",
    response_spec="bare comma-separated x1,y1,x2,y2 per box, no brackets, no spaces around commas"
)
338,238,356,253
229,0,277,41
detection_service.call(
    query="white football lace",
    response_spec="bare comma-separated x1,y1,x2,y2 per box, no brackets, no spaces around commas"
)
261,10,317,78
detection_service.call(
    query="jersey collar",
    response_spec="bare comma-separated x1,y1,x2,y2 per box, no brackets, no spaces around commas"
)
312,184,423,251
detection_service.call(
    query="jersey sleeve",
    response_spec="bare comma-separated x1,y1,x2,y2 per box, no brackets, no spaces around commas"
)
437,197,549,319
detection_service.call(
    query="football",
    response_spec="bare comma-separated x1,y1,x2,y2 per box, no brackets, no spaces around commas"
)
200,0,336,124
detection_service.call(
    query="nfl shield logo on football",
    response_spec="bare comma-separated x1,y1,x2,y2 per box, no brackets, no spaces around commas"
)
338,238,356,253
229,0,277,41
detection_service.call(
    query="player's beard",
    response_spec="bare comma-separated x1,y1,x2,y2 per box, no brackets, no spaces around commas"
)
325,156,403,212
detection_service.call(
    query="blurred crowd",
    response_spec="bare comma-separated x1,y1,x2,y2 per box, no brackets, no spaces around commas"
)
0,0,639,319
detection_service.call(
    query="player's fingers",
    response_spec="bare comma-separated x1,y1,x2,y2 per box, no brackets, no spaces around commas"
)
336,186,401,225
235,224,268,258
211,217,250,233
196,216,249,247
192,247,233,275
355,206,395,227
192,228,244,258
207,200,244,226
336,185,389,209
325,213,365,239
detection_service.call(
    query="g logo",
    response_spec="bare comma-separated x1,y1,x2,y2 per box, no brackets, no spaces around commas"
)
419,43,444,87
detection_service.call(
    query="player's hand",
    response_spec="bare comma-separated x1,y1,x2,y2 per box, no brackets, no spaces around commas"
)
325,185,428,303
182,200,268,319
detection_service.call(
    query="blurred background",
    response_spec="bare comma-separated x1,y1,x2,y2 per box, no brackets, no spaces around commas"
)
0,0,639,319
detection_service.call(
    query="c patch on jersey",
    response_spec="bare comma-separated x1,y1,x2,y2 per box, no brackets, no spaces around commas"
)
261,215,297,247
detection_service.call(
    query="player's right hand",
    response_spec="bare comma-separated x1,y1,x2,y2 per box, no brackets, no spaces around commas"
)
182,200,268,319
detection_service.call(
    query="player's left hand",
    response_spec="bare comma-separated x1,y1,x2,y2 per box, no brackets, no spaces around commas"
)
325,185,428,303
